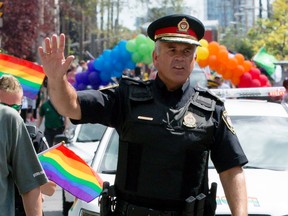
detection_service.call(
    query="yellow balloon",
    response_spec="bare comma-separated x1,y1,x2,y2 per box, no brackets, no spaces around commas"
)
196,47,209,60
199,39,209,48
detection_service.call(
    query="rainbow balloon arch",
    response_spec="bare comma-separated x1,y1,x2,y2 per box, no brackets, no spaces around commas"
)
73,35,270,90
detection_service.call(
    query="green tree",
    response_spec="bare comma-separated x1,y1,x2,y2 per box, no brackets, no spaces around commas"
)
247,0,288,59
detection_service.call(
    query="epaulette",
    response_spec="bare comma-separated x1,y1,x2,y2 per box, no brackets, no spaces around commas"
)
194,85,223,103
119,76,153,101
120,76,153,86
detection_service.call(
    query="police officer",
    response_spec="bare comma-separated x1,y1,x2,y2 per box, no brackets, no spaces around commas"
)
39,14,248,216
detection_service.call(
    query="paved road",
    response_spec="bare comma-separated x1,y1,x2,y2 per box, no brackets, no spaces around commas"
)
43,185,63,216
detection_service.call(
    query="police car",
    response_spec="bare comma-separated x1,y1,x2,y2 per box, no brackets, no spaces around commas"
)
68,87,288,216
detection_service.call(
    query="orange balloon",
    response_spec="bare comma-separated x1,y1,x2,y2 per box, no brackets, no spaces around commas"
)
219,45,227,51
231,74,240,86
234,53,245,65
234,65,245,77
217,49,229,63
208,55,218,70
216,65,227,75
208,41,220,55
243,60,252,72
227,57,238,69
222,70,233,80
197,58,209,68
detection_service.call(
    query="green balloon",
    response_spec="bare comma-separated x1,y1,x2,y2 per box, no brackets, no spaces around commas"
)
132,52,142,63
138,44,149,56
126,39,136,52
142,55,152,64
135,34,147,46
147,38,155,51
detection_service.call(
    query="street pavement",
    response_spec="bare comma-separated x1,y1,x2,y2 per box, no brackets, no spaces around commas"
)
43,185,63,216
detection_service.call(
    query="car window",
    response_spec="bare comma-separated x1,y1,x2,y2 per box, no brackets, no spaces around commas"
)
77,123,107,142
190,69,207,88
231,115,288,171
98,130,119,173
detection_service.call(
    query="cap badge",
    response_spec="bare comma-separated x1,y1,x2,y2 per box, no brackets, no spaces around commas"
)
183,111,196,128
177,18,189,33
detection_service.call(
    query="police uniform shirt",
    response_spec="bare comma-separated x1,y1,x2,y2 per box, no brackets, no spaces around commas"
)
71,77,247,204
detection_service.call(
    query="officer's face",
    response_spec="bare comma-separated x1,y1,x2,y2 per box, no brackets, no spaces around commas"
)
153,41,197,91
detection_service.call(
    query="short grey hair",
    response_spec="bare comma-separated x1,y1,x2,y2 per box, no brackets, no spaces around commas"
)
0,75,23,93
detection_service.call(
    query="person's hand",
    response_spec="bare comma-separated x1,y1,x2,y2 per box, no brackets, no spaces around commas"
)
38,33,74,81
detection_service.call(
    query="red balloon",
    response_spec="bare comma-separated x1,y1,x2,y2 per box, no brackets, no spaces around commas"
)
259,74,268,86
238,72,252,88
249,67,261,80
251,79,261,87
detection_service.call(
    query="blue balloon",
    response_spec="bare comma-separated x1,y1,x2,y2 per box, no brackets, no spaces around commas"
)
100,70,112,83
126,60,136,70
102,49,112,59
118,40,127,50
93,58,104,71
112,70,123,78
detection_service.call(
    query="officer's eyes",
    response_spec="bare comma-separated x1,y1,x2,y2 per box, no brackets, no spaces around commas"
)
167,48,193,57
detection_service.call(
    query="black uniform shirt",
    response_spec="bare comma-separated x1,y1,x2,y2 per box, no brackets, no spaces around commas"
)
71,76,248,174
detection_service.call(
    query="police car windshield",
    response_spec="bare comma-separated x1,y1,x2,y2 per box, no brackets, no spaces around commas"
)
231,115,288,171
77,124,107,142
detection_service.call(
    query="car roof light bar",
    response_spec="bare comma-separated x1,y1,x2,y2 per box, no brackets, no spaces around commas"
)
210,87,286,99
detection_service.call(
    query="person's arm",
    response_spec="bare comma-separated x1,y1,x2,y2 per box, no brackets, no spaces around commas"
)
38,33,81,120
40,181,57,196
219,166,247,216
21,187,43,216
37,115,44,128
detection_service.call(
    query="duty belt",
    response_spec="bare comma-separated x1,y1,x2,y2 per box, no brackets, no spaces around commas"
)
116,200,181,216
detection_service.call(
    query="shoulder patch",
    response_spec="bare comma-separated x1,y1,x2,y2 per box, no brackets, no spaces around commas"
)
222,110,236,134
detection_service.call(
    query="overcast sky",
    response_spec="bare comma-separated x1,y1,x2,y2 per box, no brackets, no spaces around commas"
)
118,0,204,30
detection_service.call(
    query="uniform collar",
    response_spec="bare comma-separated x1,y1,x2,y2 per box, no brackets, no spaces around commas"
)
155,74,190,94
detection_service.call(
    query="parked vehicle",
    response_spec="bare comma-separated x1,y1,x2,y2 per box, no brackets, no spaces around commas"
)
69,87,288,215
58,123,107,216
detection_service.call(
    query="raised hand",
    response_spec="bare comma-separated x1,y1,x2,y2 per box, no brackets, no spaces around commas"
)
38,33,74,81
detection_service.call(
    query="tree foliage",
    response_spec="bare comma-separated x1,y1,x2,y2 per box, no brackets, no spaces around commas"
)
247,0,288,59
0,0,56,61
220,0,287,60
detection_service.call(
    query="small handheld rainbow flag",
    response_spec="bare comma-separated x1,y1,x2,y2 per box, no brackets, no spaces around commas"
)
38,142,103,202
0,53,46,99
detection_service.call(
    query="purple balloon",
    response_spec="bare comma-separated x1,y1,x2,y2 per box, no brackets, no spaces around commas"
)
88,71,101,86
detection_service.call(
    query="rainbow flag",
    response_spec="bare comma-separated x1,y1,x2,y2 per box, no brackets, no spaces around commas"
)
0,53,45,99
38,143,103,202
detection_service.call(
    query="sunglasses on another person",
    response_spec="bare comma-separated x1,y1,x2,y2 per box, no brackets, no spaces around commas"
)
0,102,22,111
